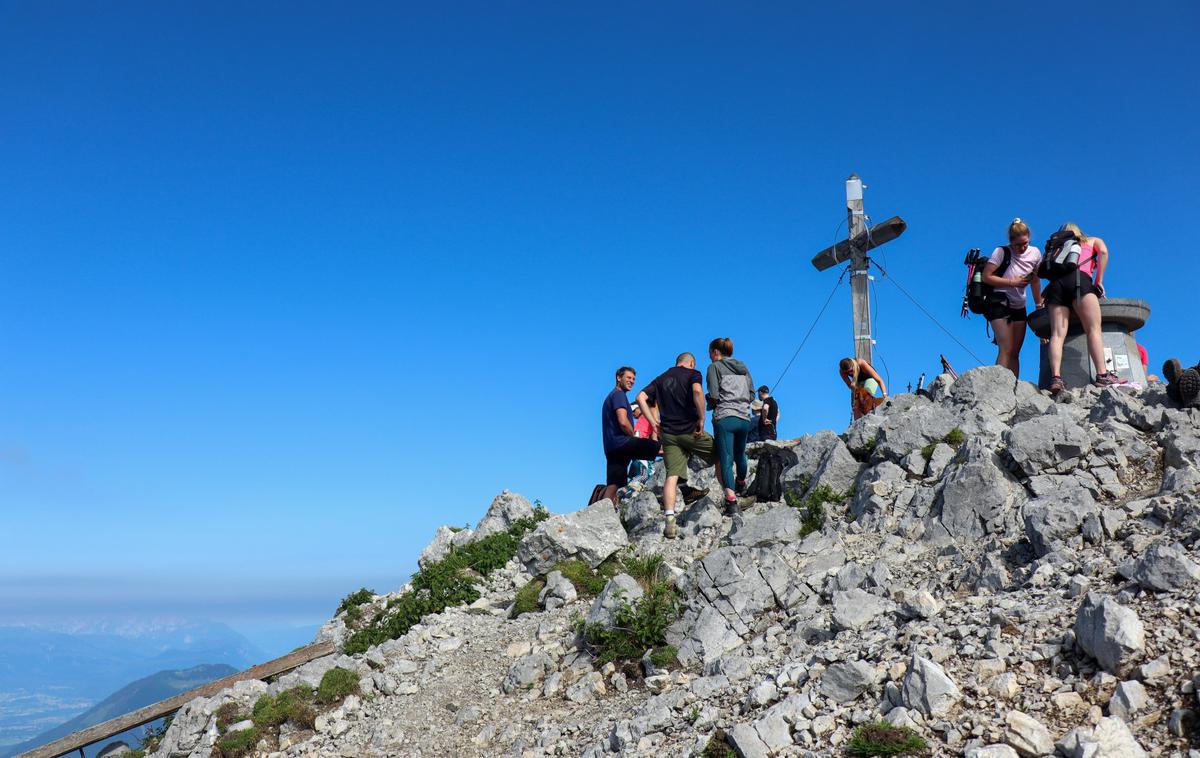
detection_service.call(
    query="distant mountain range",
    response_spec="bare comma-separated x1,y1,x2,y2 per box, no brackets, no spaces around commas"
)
2,664,237,758
0,622,261,755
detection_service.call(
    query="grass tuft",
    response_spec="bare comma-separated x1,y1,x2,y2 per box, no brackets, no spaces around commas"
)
252,686,316,730
846,722,928,756
214,726,261,758
942,427,965,446
552,559,608,596
701,729,736,757
316,667,359,704
621,552,666,588
511,578,546,618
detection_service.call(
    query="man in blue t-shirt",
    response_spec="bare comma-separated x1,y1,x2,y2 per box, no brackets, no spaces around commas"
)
601,366,661,503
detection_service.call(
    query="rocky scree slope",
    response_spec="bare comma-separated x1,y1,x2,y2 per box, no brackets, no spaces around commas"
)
143,366,1200,758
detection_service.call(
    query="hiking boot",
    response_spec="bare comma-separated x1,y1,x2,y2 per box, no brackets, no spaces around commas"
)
1179,368,1200,406
1093,371,1126,387
1164,358,1184,385
1048,375,1066,396
663,514,678,539
723,496,739,517
680,484,706,505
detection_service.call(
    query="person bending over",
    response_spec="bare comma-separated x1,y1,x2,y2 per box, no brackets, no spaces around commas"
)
839,357,888,420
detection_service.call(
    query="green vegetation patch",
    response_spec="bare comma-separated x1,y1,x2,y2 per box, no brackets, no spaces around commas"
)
578,579,682,666
214,701,243,732
846,722,929,756
511,578,546,618
701,729,736,757
214,726,262,758
552,558,608,596
343,506,549,654
786,485,849,537
336,587,376,616
920,442,937,461
621,552,666,588
252,685,317,730
942,427,965,446
317,666,360,704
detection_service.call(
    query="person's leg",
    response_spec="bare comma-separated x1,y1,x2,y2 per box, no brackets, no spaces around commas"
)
660,435,687,514
714,418,736,500
1047,303,1070,381
732,417,750,485
1074,293,1106,379
1009,312,1027,377
991,317,1013,372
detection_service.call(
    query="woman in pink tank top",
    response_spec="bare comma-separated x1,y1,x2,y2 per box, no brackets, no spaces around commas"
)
1042,222,1119,394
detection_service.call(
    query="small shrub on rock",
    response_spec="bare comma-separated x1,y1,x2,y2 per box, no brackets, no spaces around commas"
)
942,427,965,446
701,730,735,757
511,578,545,617
317,667,360,704
846,721,928,756
214,701,243,732
786,485,847,537
214,726,261,758
343,506,549,654
579,580,681,665
336,587,376,615
920,442,937,460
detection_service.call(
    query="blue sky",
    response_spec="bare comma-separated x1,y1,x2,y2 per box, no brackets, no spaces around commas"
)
2,2,1197,633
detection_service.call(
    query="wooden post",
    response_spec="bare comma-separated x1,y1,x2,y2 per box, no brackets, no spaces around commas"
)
846,174,873,365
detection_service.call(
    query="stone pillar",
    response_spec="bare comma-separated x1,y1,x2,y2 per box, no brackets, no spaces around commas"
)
1027,298,1151,390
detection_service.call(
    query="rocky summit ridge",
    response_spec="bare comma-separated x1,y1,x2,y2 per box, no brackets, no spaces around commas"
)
141,366,1200,758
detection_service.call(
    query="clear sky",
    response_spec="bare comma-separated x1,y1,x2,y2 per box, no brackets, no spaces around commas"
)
2,2,1197,632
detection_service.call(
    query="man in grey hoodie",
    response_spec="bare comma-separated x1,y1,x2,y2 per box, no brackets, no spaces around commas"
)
705,338,756,515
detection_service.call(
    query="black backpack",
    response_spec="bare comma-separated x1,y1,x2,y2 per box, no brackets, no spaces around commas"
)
961,246,1012,317
748,448,798,503
1039,229,1082,280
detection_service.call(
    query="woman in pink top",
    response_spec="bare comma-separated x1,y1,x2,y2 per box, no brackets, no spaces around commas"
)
981,219,1043,377
1042,222,1120,394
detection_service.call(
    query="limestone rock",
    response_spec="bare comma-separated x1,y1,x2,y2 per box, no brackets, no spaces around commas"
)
1003,710,1054,756
728,504,801,548
820,659,875,703
1061,716,1147,758
584,574,643,628
1005,415,1093,477
473,490,535,540
1074,593,1145,676
539,570,578,611
1023,487,1100,557
1119,542,1200,592
517,500,628,575
901,655,961,717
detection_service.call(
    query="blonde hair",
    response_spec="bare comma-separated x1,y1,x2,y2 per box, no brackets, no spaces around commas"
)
1008,217,1030,242
1062,222,1087,243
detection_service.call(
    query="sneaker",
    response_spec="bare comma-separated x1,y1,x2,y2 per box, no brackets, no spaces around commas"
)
680,485,706,505
724,496,739,517
1179,368,1200,406
663,515,677,539
1093,371,1127,387
1048,375,1066,396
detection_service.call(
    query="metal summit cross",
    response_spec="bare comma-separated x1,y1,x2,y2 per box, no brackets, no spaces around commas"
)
810,174,907,366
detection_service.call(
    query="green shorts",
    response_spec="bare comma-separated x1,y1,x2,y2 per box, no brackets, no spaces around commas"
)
660,431,716,479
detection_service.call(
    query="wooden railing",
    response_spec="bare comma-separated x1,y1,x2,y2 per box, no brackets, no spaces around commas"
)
15,641,337,758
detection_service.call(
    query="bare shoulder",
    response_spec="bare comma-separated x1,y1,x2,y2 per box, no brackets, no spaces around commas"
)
1089,236,1109,251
